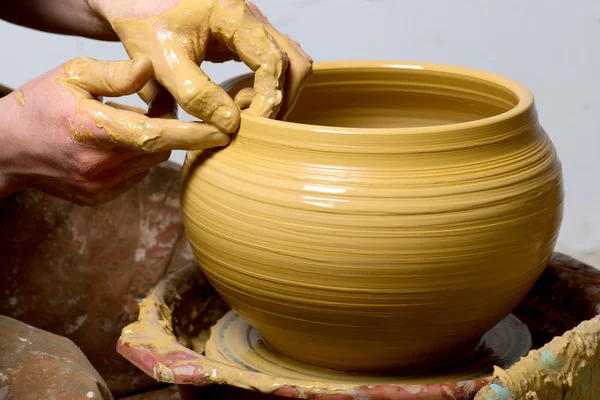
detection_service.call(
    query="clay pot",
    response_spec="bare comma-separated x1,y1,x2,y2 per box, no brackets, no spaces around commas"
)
181,61,563,372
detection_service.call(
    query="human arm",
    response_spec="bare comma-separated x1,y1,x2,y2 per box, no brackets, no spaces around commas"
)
1,0,312,132
0,0,313,205
0,0,117,40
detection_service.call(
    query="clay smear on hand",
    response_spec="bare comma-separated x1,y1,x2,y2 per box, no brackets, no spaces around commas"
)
107,0,312,131
57,56,230,152
15,90,25,107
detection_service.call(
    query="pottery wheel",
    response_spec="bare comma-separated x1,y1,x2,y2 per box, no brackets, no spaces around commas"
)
204,311,532,385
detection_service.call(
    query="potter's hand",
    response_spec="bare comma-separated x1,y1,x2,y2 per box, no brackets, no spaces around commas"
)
0,56,229,205
89,0,313,132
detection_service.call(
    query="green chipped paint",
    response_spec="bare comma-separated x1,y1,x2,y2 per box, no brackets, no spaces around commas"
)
487,383,513,400
539,350,561,369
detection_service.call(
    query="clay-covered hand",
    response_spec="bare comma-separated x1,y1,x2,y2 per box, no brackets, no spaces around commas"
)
0,56,229,205
89,0,313,132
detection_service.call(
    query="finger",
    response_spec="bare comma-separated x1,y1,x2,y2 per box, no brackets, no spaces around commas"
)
213,7,287,119
80,99,231,152
246,1,312,65
287,37,314,64
233,87,254,110
61,55,153,97
150,44,240,133
76,170,150,207
104,101,147,114
138,78,163,104
247,1,313,119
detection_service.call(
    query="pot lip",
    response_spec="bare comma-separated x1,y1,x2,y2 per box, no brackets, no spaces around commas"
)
224,60,535,134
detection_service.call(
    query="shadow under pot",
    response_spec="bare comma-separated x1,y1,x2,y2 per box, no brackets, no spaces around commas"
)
180,61,564,373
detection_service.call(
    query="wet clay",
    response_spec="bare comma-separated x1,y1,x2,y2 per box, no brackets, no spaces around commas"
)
56,56,229,151
475,315,600,399
15,89,25,107
100,0,312,131
180,61,564,372
116,262,492,399
204,310,531,385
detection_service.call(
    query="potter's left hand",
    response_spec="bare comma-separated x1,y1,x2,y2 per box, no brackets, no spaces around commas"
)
0,56,230,204
89,0,313,133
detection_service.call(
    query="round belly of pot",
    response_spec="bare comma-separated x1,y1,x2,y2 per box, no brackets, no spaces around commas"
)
181,61,563,372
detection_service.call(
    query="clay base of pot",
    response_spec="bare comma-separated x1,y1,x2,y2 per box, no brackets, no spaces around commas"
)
227,314,509,373
211,280,514,373
204,311,531,382
262,330,482,374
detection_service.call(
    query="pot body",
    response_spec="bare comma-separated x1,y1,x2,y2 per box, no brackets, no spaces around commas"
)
181,61,563,372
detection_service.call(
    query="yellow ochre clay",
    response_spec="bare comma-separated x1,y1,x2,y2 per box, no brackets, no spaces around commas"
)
55,0,313,153
475,315,600,399
15,90,25,107
181,61,564,372
98,0,312,130
55,56,230,151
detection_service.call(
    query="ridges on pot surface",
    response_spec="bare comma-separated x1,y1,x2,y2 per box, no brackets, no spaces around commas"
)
180,61,563,372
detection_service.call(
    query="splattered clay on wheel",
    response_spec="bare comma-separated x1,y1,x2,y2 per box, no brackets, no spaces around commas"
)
204,311,532,385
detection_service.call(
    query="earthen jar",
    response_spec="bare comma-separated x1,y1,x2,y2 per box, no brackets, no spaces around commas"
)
181,61,563,372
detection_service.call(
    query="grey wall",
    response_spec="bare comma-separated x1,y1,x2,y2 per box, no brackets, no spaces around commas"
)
1,0,599,263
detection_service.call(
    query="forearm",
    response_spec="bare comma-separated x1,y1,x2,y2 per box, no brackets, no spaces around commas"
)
0,0,117,41
0,84,12,98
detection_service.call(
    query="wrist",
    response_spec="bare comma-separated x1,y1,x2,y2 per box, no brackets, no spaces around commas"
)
89,0,180,23
0,98,27,197
76,0,118,40
0,0,118,41
87,0,114,23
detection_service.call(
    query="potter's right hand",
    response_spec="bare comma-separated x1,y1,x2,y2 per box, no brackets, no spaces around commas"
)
0,56,230,206
89,0,313,132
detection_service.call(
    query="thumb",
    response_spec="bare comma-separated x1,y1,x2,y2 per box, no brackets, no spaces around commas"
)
60,56,153,97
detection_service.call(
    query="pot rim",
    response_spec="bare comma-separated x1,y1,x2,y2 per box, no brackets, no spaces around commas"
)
221,60,535,135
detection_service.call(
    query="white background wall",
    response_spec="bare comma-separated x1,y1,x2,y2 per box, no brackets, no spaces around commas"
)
1,0,599,263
